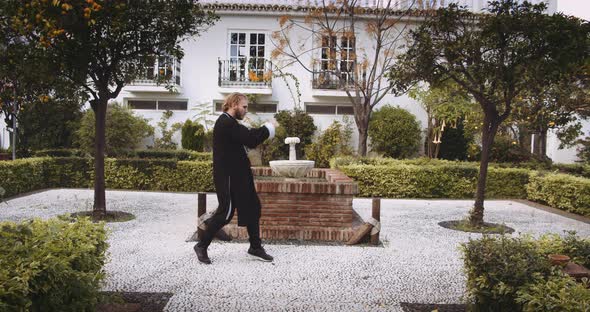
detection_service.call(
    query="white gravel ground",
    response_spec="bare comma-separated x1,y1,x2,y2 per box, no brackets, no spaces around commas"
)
1,189,589,312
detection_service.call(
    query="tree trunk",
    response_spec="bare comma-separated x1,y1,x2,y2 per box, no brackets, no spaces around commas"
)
358,126,368,156
469,117,499,227
539,129,547,157
426,119,434,158
355,103,370,156
93,99,107,215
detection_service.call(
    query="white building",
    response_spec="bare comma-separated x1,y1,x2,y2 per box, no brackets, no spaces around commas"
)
4,0,587,163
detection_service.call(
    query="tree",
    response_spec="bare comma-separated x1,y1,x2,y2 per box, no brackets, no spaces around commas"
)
408,82,476,158
17,85,86,154
389,0,589,226
272,0,419,156
14,0,216,215
511,64,590,158
75,103,154,156
0,0,66,159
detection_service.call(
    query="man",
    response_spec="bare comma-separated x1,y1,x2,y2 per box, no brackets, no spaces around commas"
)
194,92,277,264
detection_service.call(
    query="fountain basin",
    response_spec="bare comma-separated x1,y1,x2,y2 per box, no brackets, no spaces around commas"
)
269,160,315,178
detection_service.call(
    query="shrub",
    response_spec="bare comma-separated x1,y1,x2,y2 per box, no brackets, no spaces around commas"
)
181,119,205,151
536,232,590,267
17,90,84,154
489,135,535,163
75,104,154,156
368,105,421,158
527,172,590,217
461,235,552,311
32,148,85,158
438,118,470,161
0,217,108,311
577,136,590,164
258,110,316,164
516,274,590,311
552,163,590,179
305,120,354,168
128,149,211,161
153,110,181,150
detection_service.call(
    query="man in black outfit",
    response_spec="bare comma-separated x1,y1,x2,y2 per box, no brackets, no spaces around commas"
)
194,92,277,264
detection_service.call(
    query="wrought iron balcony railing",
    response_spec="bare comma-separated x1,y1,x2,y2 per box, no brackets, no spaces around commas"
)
218,58,272,88
312,61,357,90
130,56,181,87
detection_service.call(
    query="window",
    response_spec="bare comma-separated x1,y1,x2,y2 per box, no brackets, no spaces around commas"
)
320,35,337,72
337,105,354,115
128,99,187,111
306,103,354,115
340,36,355,84
158,101,187,111
214,100,277,113
128,100,156,110
228,31,268,82
306,104,336,115
314,34,356,89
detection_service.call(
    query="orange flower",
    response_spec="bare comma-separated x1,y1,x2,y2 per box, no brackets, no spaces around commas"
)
248,71,260,82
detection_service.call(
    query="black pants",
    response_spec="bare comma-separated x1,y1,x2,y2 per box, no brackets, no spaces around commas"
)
196,212,262,250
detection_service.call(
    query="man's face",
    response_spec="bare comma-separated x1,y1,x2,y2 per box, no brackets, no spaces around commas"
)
234,97,248,120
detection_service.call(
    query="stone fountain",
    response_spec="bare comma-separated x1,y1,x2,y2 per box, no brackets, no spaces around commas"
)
269,137,315,179
223,137,360,242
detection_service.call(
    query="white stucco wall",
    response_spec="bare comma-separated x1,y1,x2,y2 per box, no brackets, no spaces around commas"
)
546,119,590,164
0,115,8,150
113,11,427,153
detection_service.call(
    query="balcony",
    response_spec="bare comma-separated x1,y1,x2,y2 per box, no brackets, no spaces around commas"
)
126,56,182,93
311,62,358,97
218,58,273,94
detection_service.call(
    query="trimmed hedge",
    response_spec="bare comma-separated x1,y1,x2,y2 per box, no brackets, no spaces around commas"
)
32,148,213,162
0,217,108,311
1,157,588,218
0,157,214,198
339,164,530,199
527,172,590,217
0,158,50,198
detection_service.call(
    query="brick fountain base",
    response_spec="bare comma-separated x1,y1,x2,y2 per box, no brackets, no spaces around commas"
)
223,167,359,242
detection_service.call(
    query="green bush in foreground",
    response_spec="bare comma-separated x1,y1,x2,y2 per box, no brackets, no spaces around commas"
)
0,217,108,311
516,274,590,312
462,234,590,312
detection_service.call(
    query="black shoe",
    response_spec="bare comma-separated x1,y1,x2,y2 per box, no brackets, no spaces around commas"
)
247,247,273,262
193,245,211,264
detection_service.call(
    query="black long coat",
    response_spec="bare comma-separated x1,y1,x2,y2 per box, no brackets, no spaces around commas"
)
212,112,270,226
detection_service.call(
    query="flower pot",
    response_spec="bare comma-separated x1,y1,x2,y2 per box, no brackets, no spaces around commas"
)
548,254,570,266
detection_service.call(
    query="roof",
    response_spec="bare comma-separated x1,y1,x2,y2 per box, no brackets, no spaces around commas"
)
198,0,447,16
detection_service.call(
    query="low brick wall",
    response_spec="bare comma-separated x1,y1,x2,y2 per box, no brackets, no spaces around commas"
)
224,168,359,241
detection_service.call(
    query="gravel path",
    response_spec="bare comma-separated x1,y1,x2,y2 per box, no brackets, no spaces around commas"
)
1,189,588,312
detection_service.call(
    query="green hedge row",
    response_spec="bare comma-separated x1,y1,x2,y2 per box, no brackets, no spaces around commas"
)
527,172,590,217
0,217,108,311
339,164,530,199
0,158,50,198
32,148,212,161
1,157,589,217
0,157,214,199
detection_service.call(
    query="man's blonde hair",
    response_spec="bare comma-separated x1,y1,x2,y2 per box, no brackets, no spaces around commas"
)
222,92,247,112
